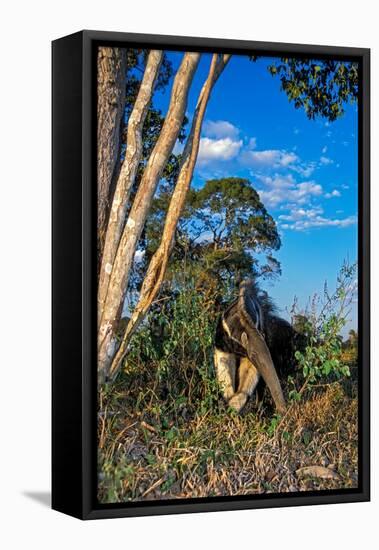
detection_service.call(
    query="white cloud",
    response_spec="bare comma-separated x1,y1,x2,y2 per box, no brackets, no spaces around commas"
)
246,148,316,178
203,119,240,139
254,172,323,208
197,137,243,164
280,152,299,166
134,249,145,263
320,156,333,165
325,189,341,199
258,180,323,208
241,148,298,168
281,214,357,231
322,145,328,154
200,132,316,181
290,161,317,178
279,206,324,222
279,205,356,231
256,173,295,189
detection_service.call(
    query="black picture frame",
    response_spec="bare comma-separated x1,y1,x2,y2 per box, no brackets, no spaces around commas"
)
52,30,370,520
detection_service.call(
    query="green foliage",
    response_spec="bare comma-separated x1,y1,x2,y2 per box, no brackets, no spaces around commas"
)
293,262,357,384
265,414,281,436
287,375,302,402
268,58,358,121
144,177,281,300
99,453,135,503
126,275,221,414
184,177,281,253
341,328,358,368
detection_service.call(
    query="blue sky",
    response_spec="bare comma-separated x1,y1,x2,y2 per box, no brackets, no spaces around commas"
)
154,52,358,332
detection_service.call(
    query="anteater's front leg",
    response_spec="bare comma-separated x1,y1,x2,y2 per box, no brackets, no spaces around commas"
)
214,348,236,402
228,357,260,413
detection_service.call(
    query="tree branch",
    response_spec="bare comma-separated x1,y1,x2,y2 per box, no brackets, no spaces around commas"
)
109,54,231,380
98,52,201,381
98,50,163,327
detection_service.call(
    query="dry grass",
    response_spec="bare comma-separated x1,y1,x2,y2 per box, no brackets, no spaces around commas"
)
97,375,358,503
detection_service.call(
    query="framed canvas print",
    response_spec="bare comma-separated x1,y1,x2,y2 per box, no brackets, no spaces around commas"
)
52,30,370,519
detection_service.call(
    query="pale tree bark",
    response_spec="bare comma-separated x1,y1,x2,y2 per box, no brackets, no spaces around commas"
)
97,47,127,259
98,50,163,327
109,54,231,380
98,52,201,382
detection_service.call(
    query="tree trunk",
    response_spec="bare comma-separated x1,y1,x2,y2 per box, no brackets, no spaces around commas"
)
109,54,231,380
97,47,127,261
98,52,200,382
98,50,163,327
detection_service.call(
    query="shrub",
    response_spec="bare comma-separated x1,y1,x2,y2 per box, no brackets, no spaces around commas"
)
290,261,357,400
125,275,221,415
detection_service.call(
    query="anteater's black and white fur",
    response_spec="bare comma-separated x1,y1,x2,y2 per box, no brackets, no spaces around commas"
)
214,279,299,414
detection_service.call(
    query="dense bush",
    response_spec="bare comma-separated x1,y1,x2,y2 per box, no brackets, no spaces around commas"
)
124,276,223,417
289,261,357,401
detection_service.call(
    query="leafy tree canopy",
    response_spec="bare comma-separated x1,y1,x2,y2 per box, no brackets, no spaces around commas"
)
267,58,358,121
183,177,281,252
144,178,281,293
